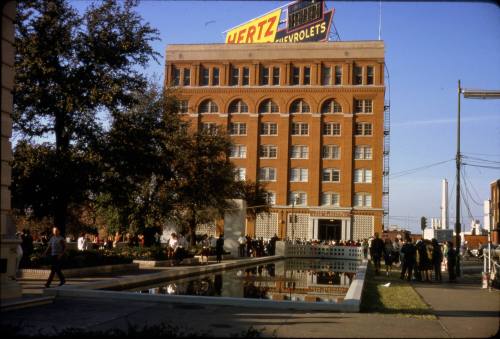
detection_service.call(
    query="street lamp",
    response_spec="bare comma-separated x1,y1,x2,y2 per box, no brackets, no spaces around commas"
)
291,195,299,242
455,81,500,278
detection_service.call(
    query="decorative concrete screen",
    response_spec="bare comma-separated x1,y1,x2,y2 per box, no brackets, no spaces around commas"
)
285,258,359,273
276,242,363,260
286,213,309,240
196,223,216,237
255,212,279,238
352,215,374,241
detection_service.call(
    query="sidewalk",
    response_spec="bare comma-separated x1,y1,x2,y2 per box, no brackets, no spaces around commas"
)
1,261,498,337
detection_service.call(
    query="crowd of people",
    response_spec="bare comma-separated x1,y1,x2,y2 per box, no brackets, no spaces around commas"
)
237,234,280,258
369,232,457,283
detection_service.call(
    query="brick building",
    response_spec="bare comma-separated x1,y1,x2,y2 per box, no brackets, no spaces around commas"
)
165,41,388,242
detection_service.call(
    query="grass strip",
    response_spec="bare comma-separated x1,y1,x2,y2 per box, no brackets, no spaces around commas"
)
360,262,436,319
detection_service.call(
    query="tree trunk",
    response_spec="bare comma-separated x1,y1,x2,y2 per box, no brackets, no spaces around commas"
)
54,111,70,236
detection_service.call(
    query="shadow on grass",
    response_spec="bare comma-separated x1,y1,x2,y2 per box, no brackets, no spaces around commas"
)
360,262,435,319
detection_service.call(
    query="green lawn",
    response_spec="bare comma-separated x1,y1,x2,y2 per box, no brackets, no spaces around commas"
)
360,262,436,319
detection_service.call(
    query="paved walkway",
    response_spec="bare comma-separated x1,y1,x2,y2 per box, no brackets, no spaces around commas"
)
1,259,498,337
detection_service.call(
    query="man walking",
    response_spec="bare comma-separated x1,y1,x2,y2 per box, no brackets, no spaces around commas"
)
447,241,457,282
44,227,66,288
370,233,385,275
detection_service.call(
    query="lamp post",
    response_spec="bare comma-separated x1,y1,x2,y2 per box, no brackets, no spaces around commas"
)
291,195,299,242
455,81,500,279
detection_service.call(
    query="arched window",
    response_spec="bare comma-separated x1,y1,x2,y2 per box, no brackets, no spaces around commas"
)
258,99,279,114
290,99,310,113
228,99,248,113
198,99,218,114
321,99,342,114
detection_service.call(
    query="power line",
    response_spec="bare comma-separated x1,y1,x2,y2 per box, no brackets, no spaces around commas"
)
390,159,454,179
463,163,500,170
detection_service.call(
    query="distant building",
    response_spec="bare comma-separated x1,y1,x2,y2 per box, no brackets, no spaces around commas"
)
165,41,388,241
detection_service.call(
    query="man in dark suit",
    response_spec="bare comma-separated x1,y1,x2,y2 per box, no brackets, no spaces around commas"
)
370,233,385,275
400,237,416,281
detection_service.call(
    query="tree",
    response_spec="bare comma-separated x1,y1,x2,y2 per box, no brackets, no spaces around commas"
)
11,141,101,236
234,181,271,221
14,0,159,234
172,129,239,246
420,216,427,232
99,86,184,236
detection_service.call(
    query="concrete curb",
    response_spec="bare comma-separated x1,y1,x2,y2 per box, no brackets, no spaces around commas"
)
19,263,139,279
43,256,366,312
0,296,54,312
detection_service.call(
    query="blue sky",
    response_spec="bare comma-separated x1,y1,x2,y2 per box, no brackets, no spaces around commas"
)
71,1,500,233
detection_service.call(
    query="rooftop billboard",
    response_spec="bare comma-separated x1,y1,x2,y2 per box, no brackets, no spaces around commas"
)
225,0,333,44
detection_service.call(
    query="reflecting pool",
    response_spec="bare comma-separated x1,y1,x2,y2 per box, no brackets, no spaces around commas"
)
128,259,359,303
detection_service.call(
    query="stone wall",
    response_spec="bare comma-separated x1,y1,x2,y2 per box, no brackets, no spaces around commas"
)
1,0,22,300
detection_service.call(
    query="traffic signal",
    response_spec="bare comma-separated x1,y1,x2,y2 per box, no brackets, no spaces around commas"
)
420,217,427,231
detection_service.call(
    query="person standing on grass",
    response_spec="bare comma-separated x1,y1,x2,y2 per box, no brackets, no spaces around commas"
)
44,227,66,288
362,239,369,259
400,237,416,281
431,238,443,282
383,238,394,276
370,233,385,275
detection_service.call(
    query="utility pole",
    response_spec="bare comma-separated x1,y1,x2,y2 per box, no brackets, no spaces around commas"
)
455,80,461,278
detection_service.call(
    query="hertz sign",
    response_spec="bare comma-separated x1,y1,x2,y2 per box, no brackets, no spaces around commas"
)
225,0,333,44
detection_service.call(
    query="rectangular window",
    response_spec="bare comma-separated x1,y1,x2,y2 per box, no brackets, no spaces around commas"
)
322,145,340,159
235,168,246,181
303,66,310,85
178,100,188,113
322,66,332,85
354,193,372,207
183,68,190,86
334,65,342,85
272,67,280,85
354,99,373,113
261,66,269,86
267,192,276,205
291,66,300,85
201,122,217,135
229,122,247,135
260,123,278,135
230,66,239,86
323,123,341,136
354,65,363,85
354,169,372,183
355,123,372,136
321,192,340,207
289,192,307,206
212,67,219,86
290,145,309,159
172,67,180,86
290,168,308,182
242,67,249,86
259,145,277,158
367,66,374,85
291,123,309,135
200,66,209,86
354,146,373,160
230,145,247,158
322,168,340,182
259,167,276,181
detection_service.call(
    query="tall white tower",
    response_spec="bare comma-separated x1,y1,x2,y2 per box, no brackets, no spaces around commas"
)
441,179,449,229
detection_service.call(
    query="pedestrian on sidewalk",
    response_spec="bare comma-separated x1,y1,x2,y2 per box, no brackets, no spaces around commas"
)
216,234,224,263
431,238,443,282
370,233,384,275
44,227,66,288
446,241,457,282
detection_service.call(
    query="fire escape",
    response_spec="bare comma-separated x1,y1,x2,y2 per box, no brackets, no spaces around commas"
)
383,64,391,230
